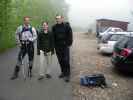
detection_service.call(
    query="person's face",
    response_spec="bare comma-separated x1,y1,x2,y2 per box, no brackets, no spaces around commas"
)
42,22,48,30
24,17,30,26
56,16,63,24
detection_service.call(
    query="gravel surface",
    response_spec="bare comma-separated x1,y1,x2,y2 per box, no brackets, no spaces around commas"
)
71,32,133,100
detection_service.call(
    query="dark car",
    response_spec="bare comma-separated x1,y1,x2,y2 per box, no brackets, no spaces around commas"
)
111,35,133,72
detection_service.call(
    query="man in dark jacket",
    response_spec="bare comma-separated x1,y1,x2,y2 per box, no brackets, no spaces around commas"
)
37,21,54,80
52,15,73,82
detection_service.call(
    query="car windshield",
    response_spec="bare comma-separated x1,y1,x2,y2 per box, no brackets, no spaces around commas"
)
113,28,123,32
115,36,129,48
102,34,125,42
109,34,124,41
126,38,133,48
106,28,123,32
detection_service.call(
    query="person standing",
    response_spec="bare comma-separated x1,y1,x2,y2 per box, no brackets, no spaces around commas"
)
37,21,54,80
52,15,73,82
11,16,37,80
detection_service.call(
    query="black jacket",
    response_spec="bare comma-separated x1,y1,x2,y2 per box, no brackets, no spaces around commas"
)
52,22,73,48
37,29,54,55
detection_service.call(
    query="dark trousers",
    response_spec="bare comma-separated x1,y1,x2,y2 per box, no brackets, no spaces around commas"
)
17,43,34,69
55,47,70,77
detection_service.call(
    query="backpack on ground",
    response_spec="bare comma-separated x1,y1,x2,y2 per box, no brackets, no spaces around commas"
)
80,74,107,88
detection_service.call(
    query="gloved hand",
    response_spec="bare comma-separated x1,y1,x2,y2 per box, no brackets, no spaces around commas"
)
16,42,22,47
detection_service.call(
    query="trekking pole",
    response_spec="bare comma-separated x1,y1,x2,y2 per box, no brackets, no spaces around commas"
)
22,41,28,80
21,51,26,80
27,41,32,79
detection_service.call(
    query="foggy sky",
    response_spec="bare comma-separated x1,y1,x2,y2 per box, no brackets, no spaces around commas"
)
66,0,133,31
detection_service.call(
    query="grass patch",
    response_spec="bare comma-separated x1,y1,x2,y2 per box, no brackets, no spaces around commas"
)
0,32,16,53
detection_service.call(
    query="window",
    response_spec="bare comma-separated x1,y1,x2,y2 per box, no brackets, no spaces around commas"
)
109,34,124,41
101,34,112,42
126,38,133,48
115,36,129,48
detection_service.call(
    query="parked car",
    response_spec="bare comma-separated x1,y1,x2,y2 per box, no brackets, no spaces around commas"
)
98,27,124,38
111,34,133,72
97,32,128,54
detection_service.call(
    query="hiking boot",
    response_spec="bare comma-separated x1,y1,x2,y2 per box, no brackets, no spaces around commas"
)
64,76,70,82
38,75,44,80
10,66,19,80
58,73,65,78
10,75,18,80
46,74,52,79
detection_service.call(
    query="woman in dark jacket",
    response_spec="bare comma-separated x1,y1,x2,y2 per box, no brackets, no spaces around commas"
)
37,21,54,80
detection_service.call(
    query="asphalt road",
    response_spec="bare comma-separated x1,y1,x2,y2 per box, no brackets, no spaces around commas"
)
0,47,72,100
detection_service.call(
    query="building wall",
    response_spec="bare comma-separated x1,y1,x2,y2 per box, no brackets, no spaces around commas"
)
96,19,129,33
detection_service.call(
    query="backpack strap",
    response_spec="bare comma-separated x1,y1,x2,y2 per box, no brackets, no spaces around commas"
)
19,25,33,41
21,26,33,35
63,22,70,32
